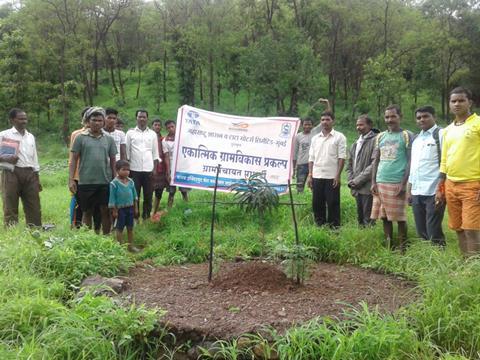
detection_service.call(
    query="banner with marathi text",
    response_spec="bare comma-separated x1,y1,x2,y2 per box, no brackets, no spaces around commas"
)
171,105,300,193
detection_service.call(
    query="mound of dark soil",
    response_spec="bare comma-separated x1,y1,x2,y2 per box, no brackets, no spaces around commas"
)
211,261,297,292
122,261,415,340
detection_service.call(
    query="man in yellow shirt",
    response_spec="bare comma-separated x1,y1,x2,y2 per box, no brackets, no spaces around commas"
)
436,87,480,256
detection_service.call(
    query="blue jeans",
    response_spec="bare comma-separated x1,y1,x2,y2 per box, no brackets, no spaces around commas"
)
296,164,309,193
115,206,134,231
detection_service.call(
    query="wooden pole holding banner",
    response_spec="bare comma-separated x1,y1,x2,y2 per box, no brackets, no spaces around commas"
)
208,164,221,282
288,179,300,246
287,179,300,284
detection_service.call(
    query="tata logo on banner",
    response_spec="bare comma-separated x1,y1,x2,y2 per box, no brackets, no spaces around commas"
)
186,110,200,126
231,122,249,129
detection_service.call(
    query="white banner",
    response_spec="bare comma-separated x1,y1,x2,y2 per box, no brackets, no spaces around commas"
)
171,105,300,193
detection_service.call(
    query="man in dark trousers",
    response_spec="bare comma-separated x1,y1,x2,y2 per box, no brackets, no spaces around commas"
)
347,115,379,226
125,110,159,220
307,111,347,228
69,107,117,234
0,108,42,227
407,106,445,247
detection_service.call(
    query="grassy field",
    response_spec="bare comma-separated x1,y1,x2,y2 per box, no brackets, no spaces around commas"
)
1,143,480,359
1,76,479,359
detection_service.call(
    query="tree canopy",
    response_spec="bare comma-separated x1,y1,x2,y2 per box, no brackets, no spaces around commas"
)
0,0,479,141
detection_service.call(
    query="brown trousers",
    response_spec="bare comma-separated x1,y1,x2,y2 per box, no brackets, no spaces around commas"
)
2,167,41,227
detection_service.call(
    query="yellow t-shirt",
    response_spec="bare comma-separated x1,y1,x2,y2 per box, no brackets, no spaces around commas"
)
440,113,480,182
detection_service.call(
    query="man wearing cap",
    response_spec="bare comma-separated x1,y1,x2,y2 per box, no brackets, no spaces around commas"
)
69,107,117,234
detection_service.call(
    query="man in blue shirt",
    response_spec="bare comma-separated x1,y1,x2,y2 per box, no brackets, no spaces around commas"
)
407,106,445,246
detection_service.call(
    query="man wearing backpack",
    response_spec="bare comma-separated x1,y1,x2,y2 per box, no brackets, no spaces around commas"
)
407,106,445,247
371,105,412,252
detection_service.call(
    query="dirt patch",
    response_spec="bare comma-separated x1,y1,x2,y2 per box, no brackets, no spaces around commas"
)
212,261,296,292
122,261,415,340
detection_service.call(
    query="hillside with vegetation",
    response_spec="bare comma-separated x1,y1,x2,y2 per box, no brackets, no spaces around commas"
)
1,0,480,359
1,0,480,141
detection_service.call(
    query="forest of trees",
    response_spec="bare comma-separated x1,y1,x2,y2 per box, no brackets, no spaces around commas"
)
0,0,479,142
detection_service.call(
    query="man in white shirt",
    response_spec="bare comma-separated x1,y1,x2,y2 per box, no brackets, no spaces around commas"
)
307,111,347,227
407,105,445,246
103,108,126,161
125,110,159,220
0,108,42,227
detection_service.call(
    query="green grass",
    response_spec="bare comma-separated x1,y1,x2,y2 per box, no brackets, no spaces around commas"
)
3,158,480,359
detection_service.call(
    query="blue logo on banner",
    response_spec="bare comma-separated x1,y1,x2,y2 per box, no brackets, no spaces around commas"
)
186,110,200,126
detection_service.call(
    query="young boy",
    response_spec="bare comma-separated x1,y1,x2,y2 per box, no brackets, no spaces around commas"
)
108,160,139,252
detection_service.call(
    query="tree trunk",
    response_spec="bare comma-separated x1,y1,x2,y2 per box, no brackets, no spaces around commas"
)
88,69,94,103
441,87,446,122
209,51,214,111
289,86,299,116
110,63,118,95
117,65,125,103
47,102,51,124
217,81,221,106
82,78,92,105
82,64,93,105
199,66,204,101
383,0,389,56
163,48,167,103
136,64,142,100
328,17,339,113
60,46,69,145
330,75,337,113
292,0,301,27
93,50,99,94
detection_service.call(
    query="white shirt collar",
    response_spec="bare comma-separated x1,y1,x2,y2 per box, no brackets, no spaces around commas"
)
11,126,29,136
319,128,335,137
420,124,438,136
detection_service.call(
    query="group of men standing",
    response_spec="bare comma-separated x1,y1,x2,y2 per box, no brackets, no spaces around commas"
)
295,87,480,256
68,107,188,234
1,87,478,258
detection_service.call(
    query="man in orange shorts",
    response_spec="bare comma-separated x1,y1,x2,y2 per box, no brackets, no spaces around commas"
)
436,87,480,257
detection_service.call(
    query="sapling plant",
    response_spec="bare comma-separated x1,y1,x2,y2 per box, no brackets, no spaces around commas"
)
229,173,279,256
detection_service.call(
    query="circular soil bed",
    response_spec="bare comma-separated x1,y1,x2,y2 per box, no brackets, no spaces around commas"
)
122,260,415,340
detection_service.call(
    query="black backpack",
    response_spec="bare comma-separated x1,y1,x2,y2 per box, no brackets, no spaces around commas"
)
432,127,442,165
